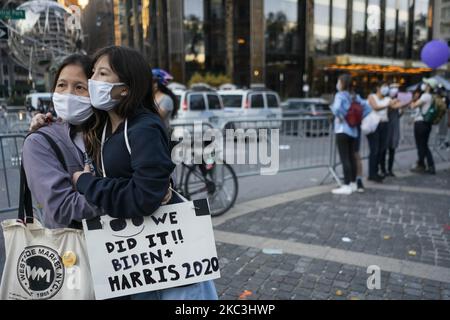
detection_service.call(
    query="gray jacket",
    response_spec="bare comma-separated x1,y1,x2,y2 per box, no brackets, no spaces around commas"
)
22,121,101,229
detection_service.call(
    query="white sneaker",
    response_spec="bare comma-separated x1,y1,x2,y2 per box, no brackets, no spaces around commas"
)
350,182,357,192
332,185,353,195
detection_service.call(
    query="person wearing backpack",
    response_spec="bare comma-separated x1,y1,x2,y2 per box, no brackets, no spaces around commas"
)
410,78,437,175
330,74,370,195
367,82,393,182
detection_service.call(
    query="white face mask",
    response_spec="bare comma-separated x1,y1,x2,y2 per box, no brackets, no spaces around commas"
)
380,86,389,96
88,79,126,111
52,92,93,125
420,84,427,92
389,88,399,98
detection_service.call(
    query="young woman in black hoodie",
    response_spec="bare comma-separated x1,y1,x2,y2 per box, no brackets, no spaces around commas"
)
72,46,218,300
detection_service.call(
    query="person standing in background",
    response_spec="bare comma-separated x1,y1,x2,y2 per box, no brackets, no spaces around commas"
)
410,78,437,175
330,74,370,195
152,68,179,134
383,83,409,177
367,82,392,182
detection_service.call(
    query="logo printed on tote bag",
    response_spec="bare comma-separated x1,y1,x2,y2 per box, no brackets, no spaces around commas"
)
16,246,65,299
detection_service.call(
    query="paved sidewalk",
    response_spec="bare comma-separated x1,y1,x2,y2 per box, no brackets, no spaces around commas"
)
213,167,450,300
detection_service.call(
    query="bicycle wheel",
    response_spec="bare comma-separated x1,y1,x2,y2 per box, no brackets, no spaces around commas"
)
184,163,238,217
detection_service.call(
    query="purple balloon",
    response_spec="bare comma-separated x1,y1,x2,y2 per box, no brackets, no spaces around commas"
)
421,40,450,69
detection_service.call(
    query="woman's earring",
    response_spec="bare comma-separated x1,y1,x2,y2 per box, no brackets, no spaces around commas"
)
121,91,128,97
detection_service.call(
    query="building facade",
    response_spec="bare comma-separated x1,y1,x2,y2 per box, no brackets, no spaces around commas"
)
2,0,441,99
310,0,436,97
98,0,439,98
0,0,36,98
433,0,450,42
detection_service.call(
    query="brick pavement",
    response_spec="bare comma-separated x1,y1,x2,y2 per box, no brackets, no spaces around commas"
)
213,169,450,300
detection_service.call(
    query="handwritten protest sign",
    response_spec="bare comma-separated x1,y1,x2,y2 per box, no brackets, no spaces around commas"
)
82,199,220,300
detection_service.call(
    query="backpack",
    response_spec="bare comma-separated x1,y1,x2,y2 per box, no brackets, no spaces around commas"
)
345,99,363,127
423,95,447,125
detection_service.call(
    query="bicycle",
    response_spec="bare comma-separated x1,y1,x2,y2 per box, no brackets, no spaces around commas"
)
173,155,239,218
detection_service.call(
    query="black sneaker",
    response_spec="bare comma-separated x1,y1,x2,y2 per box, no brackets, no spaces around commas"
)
368,175,384,183
426,167,436,175
387,171,396,177
357,179,365,193
410,166,426,174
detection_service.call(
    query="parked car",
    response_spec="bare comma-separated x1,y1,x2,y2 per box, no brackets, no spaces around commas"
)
218,87,282,131
281,98,332,137
25,92,52,114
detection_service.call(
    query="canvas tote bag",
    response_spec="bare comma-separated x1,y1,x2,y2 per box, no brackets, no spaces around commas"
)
0,131,95,300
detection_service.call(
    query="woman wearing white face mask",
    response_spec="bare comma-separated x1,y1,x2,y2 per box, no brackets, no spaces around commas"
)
410,78,437,174
367,82,394,182
22,54,102,229
71,46,218,300
383,84,410,177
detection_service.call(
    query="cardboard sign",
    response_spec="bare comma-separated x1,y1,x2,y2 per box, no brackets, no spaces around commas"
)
82,199,220,300
397,92,413,105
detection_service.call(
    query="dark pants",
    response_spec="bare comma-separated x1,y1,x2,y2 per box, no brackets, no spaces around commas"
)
367,122,388,178
388,148,395,172
414,121,435,168
336,133,356,185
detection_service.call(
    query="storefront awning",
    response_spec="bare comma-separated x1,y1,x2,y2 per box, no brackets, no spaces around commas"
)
317,54,446,74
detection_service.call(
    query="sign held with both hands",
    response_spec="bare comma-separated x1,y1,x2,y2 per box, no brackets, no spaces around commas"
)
82,199,220,300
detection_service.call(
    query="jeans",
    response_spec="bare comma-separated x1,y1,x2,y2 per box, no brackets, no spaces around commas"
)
128,280,218,300
414,121,435,168
336,133,356,185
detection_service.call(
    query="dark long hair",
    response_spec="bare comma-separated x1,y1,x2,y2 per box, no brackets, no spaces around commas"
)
52,54,92,92
338,74,352,92
85,46,159,167
51,54,97,149
156,82,179,119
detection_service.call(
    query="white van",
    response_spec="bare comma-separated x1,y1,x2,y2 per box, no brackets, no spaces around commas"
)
218,88,282,130
25,92,52,113
172,87,226,127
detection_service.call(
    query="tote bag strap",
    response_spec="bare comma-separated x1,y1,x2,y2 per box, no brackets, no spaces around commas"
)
18,162,33,223
18,131,68,223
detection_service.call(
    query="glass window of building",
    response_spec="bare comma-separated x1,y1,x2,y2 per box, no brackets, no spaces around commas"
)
184,0,205,82
204,0,226,74
366,0,381,56
384,0,397,57
413,0,430,60
265,0,298,62
331,0,347,55
233,0,250,87
396,0,409,59
314,0,331,55
351,0,366,55
264,0,299,97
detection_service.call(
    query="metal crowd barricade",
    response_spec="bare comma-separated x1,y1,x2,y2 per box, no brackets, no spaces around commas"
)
217,116,335,178
0,134,26,214
1,111,30,134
